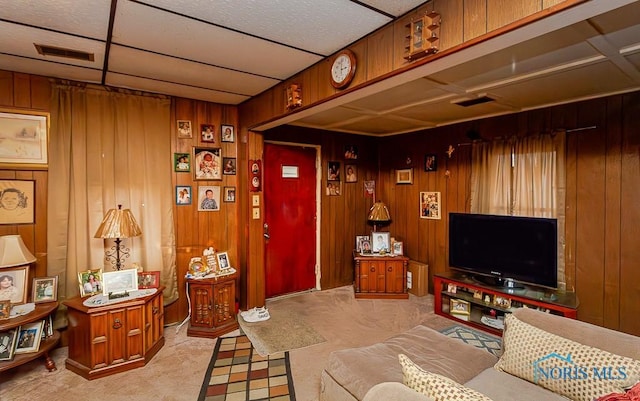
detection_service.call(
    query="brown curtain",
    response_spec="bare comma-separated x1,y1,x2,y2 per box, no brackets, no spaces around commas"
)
47,83,178,304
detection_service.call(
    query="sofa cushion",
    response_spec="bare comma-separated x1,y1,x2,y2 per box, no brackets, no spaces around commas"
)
495,313,640,401
596,381,640,401
465,368,569,401
323,325,498,400
399,354,494,401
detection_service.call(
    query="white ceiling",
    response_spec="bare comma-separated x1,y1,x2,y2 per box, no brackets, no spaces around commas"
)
1,0,640,136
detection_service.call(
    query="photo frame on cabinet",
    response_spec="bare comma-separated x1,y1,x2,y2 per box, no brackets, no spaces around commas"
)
0,300,11,320
200,124,216,143
0,179,35,225
395,168,413,184
177,120,192,138
355,235,369,252
221,124,234,142
174,153,190,172
176,185,192,205
0,329,18,361
32,276,58,304
216,252,231,270
138,271,160,289
194,147,222,180
0,265,28,304
392,241,404,256
0,109,49,169
78,269,103,297
371,232,390,253
15,320,44,354
102,269,138,296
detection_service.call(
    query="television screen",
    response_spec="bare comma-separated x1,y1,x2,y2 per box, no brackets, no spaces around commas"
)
449,213,558,289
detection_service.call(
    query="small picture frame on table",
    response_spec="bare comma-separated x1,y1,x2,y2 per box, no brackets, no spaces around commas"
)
447,283,457,294
15,320,44,354
0,265,29,304
450,299,470,321
360,239,372,254
0,300,11,320
216,251,231,270
0,329,18,361
78,269,103,297
137,271,160,289
493,296,512,309
355,235,369,252
392,241,403,256
472,289,483,300
32,276,58,303
102,269,139,297
371,232,391,253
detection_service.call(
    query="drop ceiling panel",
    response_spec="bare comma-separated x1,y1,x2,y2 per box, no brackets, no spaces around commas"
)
113,1,323,80
336,116,431,135
394,99,512,125
108,46,279,96
344,78,453,112
144,0,391,56
0,22,105,68
0,55,102,83
106,72,250,104
0,0,111,39
361,0,431,17
626,53,640,70
293,106,371,127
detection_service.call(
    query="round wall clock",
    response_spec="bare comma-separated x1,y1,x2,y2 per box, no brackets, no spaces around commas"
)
330,49,356,89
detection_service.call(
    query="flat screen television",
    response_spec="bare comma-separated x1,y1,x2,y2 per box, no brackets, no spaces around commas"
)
449,213,558,289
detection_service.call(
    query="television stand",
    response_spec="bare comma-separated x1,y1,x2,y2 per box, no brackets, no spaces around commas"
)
470,275,524,289
434,271,578,335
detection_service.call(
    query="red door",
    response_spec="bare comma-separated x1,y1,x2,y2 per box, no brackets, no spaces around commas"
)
264,143,317,298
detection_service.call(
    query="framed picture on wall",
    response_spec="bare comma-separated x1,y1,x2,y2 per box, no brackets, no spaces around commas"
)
345,164,357,182
223,157,236,175
424,154,437,171
0,179,35,225
174,153,190,172
223,186,236,203
0,109,49,169
395,168,413,184
177,120,192,138
221,124,234,142
197,185,221,211
176,185,192,205
194,147,222,180
420,191,441,219
328,161,341,181
200,124,216,143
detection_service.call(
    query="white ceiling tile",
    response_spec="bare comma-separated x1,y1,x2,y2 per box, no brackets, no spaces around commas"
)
108,46,279,96
142,0,391,56
359,0,430,17
0,0,111,39
0,54,102,83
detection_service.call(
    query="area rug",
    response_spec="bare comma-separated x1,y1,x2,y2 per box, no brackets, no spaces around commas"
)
198,334,296,401
237,310,326,357
439,325,502,357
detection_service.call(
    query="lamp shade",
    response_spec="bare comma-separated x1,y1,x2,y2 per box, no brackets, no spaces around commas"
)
94,205,142,239
367,201,391,223
0,234,37,268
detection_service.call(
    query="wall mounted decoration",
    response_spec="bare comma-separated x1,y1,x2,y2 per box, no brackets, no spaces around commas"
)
0,179,35,225
285,84,302,111
174,153,190,172
420,191,441,219
404,10,440,61
0,109,49,169
328,161,341,181
176,185,192,205
424,154,437,171
200,124,216,143
194,147,222,180
345,164,357,183
177,120,192,138
221,125,234,142
197,185,221,211
223,157,236,175
396,168,413,184
249,160,262,192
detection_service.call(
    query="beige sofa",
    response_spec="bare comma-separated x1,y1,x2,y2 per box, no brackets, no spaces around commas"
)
320,308,640,401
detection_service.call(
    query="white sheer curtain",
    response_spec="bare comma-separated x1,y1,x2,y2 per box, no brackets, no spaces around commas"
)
47,83,178,303
469,132,567,288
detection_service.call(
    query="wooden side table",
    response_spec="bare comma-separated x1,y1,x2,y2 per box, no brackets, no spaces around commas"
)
64,287,164,380
186,272,238,339
354,255,409,299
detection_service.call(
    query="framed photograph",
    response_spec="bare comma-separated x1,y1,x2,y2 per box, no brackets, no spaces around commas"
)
0,109,49,169
223,157,236,175
216,251,231,270
200,124,216,143
32,276,58,303
197,185,221,211
344,145,358,160
177,120,192,138
0,179,35,225
174,152,190,172
424,154,437,171
396,168,413,184
392,241,404,256
102,268,139,296
137,271,160,289
363,180,375,198
371,232,391,253
326,181,341,196
223,186,236,203
221,124,234,142
355,235,370,252
78,269,103,297
345,164,357,183
450,299,470,320
176,185,192,205
194,147,222,180
447,283,457,294
0,329,18,361
420,191,441,220
328,161,341,181
360,239,372,254
0,300,11,320
472,289,483,300
0,265,28,304
15,320,44,354
493,296,512,309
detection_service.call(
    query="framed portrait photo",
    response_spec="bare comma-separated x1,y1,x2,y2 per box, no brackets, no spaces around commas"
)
15,320,44,354
177,120,192,138
138,271,160,289
355,235,369,252
200,124,216,143
0,265,29,304
223,157,236,175
345,164,357,183
194,147,222,180
223,186,236,203
371,232,391,253
78,269,103,297
216,251,231,270
32,276,58,304
174,152,190,172
0,109,49,169
197,185,221,211
102,269,138,296
0,300,11,320
396,168,413,184
328,161,341,181
0,179,35,225
424,154,437,172
0,329,18,361
392,241,404,256
221,124,234,142
344,145,358,160
176,185,192,205
419,191,441,220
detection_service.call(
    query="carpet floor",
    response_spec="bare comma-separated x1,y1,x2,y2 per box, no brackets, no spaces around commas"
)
439,324,502,356
199,334,296,401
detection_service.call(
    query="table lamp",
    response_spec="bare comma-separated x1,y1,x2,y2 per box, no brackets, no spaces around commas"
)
367,201,391,232
94,205,142,270
0,234,36,268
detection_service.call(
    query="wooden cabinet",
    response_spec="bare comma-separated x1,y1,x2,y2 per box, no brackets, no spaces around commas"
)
0,302,60,373
186,273,238,339
354,255,409,299
64,287,164,380
434,272,578,335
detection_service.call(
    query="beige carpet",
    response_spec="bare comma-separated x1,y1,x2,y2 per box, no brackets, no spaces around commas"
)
238,308,326,356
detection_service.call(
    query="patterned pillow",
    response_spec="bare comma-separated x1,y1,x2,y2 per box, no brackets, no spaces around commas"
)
495,314,640,401
399,354,494,401
596,381,640,401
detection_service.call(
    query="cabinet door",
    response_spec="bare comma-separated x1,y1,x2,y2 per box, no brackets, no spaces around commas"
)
213,281,235,327
89,312,109,369
385,261,406,294
144,292,164,353
124,305,144,362
358,261,384,292
190,283,214,328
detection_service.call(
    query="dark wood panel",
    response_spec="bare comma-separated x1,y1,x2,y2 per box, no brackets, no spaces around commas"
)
464,0,487,41
436,0,464,50
12,73,32,108
486,0,540,31
367,25,395,80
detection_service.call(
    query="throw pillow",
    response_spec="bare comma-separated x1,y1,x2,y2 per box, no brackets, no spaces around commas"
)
596,381,640,401
495,314,640,401
398,354,494,401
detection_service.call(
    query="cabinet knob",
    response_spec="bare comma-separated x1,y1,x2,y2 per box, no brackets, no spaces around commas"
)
113,318,122,329
370,267,376,272
387,267,392,272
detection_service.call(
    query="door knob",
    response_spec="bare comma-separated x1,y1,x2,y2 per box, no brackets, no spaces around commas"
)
263,223,270,239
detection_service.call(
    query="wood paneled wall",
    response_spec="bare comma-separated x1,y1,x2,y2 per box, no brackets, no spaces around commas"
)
375,92,640,336
0,72,51,292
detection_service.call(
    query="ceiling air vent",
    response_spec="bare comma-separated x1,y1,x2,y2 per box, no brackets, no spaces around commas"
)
453,96,495,107
34,44,95,62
